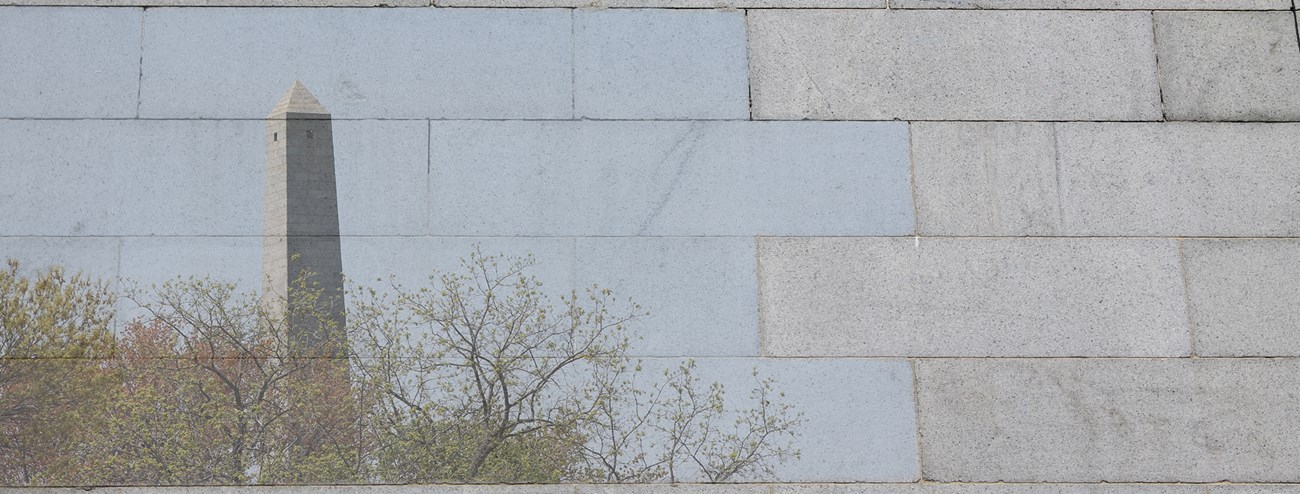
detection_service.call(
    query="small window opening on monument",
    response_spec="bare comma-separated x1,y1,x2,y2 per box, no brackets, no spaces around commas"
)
273,132,278,141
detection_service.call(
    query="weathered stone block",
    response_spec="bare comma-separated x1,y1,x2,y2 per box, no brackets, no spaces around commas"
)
1183,239,1300,357
1056,123,1300,236
911,122,1060,236
4,0,426,4
917,358,1300,482
575,9,748,119
138,8,572,119
1156,12,1300,121
759,237,1190,357
748,10,1160,121
428,121,912,236
0,7,142,118
895,0,1285,8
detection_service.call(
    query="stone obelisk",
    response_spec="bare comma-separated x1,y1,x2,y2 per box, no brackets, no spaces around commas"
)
263,81,345,354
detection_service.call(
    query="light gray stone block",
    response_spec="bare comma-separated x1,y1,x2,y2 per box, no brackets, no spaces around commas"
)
428,121,913,236
759,237,1190,357
917,358,1300,482
911,122,1060,236
773,484,1201,494
0,119,430,237
1209,486,1300,494
117,236,262,325
3,0,426,4
0,236,121,282
1056,123,1300,237
0,119,263,236
332,120,428,236
574,237,757,357
748,10,1160,121
895,0,1285,8
1156,12,1300,121
1182,239,1300,357
574,9,748,119
438,0,884,5
632,357,919,482
0,485,1213,494
342,236,758,357
138,8,572,119
0,7,142,118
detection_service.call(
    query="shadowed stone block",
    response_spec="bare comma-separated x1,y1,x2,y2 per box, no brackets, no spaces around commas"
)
1156,12,1300,121
748,10,1160,121
139,8,572,119
759,237,1190,357
574,9,748,119
1183,239,1300,357
911,122,1060,236
1056,123,1300,236
0,7,141,118
917,359,1300,482
428,121,912,236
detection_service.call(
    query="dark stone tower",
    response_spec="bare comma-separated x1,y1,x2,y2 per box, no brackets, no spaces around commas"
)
263,81,345,353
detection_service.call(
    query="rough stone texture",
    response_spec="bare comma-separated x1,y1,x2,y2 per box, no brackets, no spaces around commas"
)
428,121,913,236
574,9,748,119
895,0,1285,8
0,485,1215,494
916,358,1300,482
0,7,141,118
759,237,1190,357
1156,12,1300,122
342,236,759,358
911,122,1060,236
1055,123,1300,237
1182,239,1300,357
1209,487,1300,494
748,10,1160,121
138,8,572,119
438,0,886,5
5,0,426,4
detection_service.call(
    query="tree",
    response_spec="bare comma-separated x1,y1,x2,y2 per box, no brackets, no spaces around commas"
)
1,251,803,486
62,274,365,485
350,249,803,484
0,260,116,485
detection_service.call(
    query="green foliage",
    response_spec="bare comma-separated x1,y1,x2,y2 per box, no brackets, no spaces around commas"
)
0,252,803,486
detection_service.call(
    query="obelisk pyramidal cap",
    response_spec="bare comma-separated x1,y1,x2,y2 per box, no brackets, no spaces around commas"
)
263,81,346,353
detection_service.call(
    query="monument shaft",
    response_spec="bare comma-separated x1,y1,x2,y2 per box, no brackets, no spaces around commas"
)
263,82,345,353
